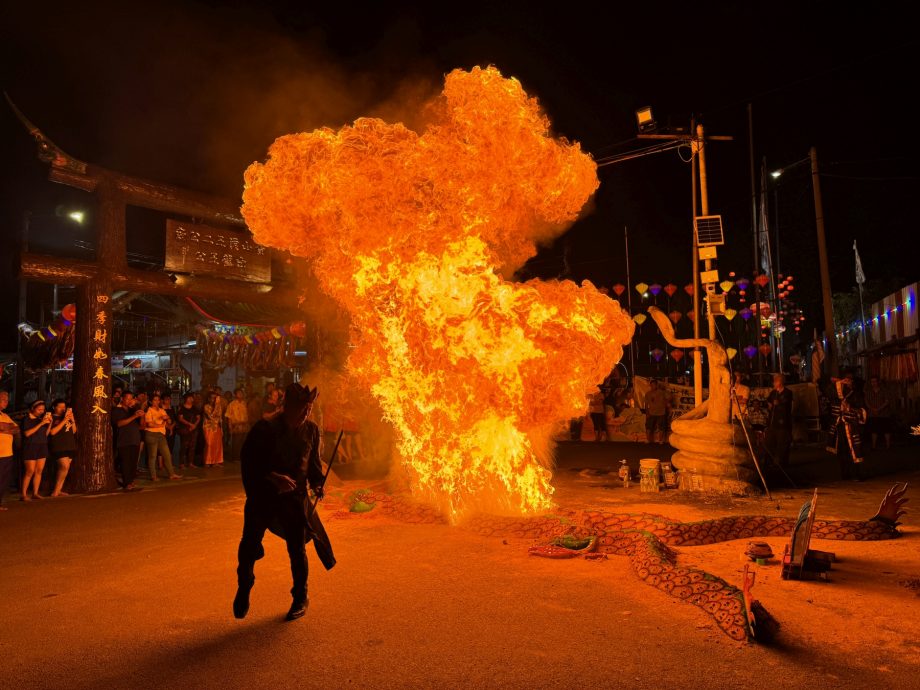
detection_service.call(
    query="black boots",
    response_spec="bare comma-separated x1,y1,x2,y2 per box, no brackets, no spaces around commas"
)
285,598,308,621
233,580,254,619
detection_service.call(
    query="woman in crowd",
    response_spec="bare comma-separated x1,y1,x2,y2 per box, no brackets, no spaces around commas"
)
202,390,224,467
21,400,52,500
144,393,181,481
47,399,77,497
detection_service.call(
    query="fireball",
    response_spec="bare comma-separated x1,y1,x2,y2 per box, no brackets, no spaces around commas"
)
243,66,633,521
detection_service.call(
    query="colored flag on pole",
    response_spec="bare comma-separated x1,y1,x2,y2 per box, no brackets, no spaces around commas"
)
811,336,825,384
854,240,866,285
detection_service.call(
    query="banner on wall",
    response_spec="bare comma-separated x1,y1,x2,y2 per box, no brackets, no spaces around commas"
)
633,376,704,420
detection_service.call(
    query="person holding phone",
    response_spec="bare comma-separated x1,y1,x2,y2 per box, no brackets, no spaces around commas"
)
111,391,145,491
21,399,52,500
0,390,21,510
48,399,77,497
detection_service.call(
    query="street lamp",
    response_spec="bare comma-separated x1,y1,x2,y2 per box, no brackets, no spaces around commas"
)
67,210,85,224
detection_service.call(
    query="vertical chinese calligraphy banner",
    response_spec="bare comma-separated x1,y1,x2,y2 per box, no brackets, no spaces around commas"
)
165,220,271,283
71,277,115,491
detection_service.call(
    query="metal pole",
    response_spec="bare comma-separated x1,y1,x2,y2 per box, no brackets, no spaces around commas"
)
691,118,703,406
748,105,763,385
696,124,717,346
16,211,30,407
624,226,636,379
811,146,838,377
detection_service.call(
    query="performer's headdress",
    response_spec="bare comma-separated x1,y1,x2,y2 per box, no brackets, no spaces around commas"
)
283,382,319,409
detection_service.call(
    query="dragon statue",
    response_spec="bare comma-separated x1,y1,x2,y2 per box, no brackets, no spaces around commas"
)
324,483,908,642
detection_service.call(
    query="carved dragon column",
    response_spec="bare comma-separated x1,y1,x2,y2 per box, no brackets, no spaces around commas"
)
647,307,758,494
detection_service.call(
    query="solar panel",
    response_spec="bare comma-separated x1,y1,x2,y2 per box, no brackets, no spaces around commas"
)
694,215,724,247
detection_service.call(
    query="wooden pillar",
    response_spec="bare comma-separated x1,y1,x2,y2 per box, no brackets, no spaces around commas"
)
70,182,123,492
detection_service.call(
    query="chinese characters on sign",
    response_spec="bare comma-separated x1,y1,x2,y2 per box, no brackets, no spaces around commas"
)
165,220,271,283
91,294,110,416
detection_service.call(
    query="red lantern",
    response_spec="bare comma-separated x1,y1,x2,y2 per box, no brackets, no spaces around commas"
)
288,321,307,337
663,283,677,297
755,274,770,288
686,311,695,322
670,348,684,362
684,284,694,296
758,344,772,356
668,310,682,325
612,284,626,297
61,303,77,323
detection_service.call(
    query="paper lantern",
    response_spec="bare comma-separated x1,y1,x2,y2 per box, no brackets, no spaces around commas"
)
743,345,758,359
670,348,684,362
635,282,649,295
740,308,753,320
649,283,662,296
726,347,738,360
289,321,307,337
612,283,626,296
651,348,665,362
686,311,695,322
719,280,734,293
684,283,694,296
755,274,770,288
723,308,737,321
61,303,77,323
735,278,750,291
753,302,773,319
633,314,647,325
663,283,677,297
759,344,772,356
668,310,682,325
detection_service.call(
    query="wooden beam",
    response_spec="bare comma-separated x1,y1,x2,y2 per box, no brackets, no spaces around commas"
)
49,165,245,227
20,252,300,307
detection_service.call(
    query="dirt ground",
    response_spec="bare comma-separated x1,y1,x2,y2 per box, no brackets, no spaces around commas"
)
0,441,918,689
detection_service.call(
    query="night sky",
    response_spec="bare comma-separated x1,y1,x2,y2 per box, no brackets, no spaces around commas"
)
2,1,917,353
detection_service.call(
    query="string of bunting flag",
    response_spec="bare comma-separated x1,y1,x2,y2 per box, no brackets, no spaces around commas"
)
196,321,308,370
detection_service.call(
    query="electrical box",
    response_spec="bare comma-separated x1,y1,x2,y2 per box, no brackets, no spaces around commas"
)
698,245,718,261
700,269,719,285
707,293,726,316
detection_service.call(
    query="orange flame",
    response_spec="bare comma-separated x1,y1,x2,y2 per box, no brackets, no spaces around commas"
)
243,66,634,521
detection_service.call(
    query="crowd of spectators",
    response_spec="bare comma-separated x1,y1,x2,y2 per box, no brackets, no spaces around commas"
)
0,380,287,508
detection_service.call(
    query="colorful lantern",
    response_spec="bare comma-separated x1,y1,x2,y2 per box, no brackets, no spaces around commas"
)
289,321,307,337
663,283,677,297
740,308,753,320
635,282,649,295
719,280,734,293
668,310,682,325
686,311,695,322
649,283,662,296
723,308,737,321
759,344,772,356
743,345,758,359
651,348,665,362
670,348,684,362
735,278,750,291
633,313,647,325
684,284,694,296
61,303,77,323
612,283,626,296
754,274,770,288
726,347,738,360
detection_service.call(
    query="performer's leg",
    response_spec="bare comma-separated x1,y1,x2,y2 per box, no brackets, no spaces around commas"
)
234,498,271,619
279,500,309,605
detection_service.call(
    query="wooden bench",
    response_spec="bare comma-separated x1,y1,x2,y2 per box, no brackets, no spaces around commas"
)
781,489,836,581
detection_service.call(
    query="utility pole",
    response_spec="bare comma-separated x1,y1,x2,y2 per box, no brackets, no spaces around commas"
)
695,123,717,344
810,146,838,377
639,124,732,406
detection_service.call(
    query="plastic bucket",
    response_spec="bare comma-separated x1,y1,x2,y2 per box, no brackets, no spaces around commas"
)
639,458,661,482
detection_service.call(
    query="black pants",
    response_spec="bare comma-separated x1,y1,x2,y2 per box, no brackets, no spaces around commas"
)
765,427,792,467
118,445,139,487
179,433,197,466
0,456,13,505
237,495,308,603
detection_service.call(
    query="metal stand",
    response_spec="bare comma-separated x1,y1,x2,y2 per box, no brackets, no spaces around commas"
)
731,386,772,499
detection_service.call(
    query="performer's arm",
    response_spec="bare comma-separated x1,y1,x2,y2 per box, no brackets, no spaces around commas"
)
307,424,324,491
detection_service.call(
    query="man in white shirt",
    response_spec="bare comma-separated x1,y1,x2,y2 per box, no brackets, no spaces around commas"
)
144,394,181,481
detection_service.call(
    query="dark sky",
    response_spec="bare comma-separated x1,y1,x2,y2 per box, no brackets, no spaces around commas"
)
1,0,918,351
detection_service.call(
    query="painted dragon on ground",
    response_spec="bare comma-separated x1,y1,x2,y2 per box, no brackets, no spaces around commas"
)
322,483,908,642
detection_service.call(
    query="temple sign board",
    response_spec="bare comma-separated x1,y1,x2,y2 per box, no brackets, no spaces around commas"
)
165,220,271,283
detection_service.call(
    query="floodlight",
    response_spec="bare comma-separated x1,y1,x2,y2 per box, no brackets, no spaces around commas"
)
635,107,656,133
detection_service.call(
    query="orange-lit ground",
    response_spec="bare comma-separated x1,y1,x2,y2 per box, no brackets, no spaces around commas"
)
1,445,918,689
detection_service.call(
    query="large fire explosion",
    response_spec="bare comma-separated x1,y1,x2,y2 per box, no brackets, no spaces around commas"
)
242,66,634,521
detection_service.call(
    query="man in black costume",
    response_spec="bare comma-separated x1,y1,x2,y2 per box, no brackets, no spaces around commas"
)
826,370,868,481
234,382,335,621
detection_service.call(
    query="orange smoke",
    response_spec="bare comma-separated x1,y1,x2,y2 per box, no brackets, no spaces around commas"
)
243,66,634,521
